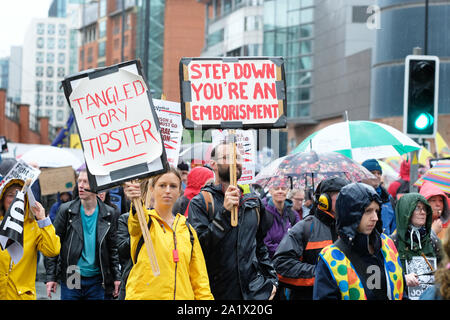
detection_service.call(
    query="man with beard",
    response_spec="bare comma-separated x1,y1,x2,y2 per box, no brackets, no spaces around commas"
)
188,142,278,300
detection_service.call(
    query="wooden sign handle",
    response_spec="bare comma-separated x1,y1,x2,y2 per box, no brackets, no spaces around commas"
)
229,130,238,227
132,197,160,276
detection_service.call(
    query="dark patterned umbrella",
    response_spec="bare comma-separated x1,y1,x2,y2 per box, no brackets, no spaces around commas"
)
256,151,376,190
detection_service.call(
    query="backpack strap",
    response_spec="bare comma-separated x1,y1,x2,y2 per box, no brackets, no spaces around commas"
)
185,219,195,261
201,190,215,221
134,217,152,264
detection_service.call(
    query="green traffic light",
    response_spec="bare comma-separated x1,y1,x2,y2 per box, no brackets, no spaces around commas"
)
414,112,434,130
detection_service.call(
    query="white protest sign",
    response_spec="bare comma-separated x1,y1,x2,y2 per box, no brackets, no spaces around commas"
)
211,129,256,184
180,57,286,129
153,99,183,168
0,160,41,197
405,256,437,300
69,68,163,176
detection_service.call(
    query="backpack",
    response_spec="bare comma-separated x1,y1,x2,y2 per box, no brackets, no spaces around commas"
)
134,215,195,264
201,190,260,226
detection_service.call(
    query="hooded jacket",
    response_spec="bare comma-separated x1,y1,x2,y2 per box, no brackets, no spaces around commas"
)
392,193,441,263
188,183,277,300
419,181,449,239
0,179,61,300
314,183,407,300
388,160,411,199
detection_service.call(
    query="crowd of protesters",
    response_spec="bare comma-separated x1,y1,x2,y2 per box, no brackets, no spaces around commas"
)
0,147,449,301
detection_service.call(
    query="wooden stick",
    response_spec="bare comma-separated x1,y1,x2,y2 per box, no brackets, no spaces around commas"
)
133,197,160,277
229,130,238,227
421,253,434,272
21,178,32,192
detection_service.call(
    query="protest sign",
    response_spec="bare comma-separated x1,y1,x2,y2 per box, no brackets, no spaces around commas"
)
0,159,41,197
405,255,437,300
212,129,256,184
39,166,76,196
179,57,287,129
153,99,183,168
62,60,168,192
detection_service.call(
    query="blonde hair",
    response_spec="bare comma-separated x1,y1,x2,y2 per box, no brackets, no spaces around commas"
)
435,226,450,299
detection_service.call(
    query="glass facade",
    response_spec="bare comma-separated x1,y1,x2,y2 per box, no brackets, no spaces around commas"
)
263,0,314,119
136,0,166,98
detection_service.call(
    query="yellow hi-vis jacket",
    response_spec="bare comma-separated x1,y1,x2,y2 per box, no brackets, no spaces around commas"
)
0,180,61,300
125,206,214,300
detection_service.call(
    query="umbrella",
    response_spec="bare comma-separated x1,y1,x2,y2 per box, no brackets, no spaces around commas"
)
254,155,287,184
414,160,450,193
292,120,421,162
19,145,83,170
256,150,376,190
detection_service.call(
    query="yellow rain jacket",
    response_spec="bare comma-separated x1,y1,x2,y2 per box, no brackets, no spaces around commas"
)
125,206,213,300
0,180,61,300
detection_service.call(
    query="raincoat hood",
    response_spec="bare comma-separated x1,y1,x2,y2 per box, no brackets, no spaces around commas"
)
395,193,434,260
184,167,214,200
335,183,383,242
419,181,449,223
399,160,411,181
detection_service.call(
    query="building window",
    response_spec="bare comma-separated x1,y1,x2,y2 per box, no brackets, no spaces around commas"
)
46,80,54,92
58,24,67,36
87,47,93,63
57,67,65,78
113,16,121,35
245,16,262,31
98,41,106,58
47,52,55,63
99,20,106,38
45,95,54,106
352,6,370,23
47,24,55,35
35,94,43,106
36,52,44,64
58,38,66,49
48,37,55,50
114,38,120,50
36,37,44,49
100,0,107,17
46,66,54,77
57,110,64,121
36,66,44,77
58,52,65,64
206,28,224,47
57,95,65,107
37,23,45,35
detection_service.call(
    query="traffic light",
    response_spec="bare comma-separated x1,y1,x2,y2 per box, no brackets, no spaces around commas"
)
403,55,439,137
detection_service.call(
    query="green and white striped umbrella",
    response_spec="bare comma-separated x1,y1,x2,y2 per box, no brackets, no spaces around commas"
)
292,120,421,162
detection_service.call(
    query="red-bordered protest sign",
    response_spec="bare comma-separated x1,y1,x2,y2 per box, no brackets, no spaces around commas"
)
179,57,287,130
61,60,169,193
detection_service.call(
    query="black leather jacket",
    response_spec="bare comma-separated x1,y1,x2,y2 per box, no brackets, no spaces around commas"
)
188,184,277,300
45,198,121,295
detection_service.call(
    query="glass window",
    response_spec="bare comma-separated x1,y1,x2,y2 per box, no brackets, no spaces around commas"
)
207,29,224,47
36,52,44,64
98,41,106,58
47,24,55,35
46,80,54,92
57,110,64,121
46,66,54,78
57,67,65,78
300,40,312,54
58,24,67,36
99,20,106,38
100,0,107,17
47,37,55,49
36,66,44,77
300,8,313,23
36,80,43,91
36,37,44,49
57,95,65,107
47,52,55,63
301,0,314,8
58,38,66,49
223,0,232,14
35,94,43,107
46,109,53,118
45,95,54,106
37,23,45,35
58,52,65,64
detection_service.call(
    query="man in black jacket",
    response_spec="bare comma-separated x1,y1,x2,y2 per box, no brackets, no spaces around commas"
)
273,177,349,300
45,169,121,300
188,142,278,300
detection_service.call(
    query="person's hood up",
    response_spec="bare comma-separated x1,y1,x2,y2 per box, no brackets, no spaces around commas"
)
419,181,449,223
395,192,434,259
184,167,214,200
399,160,411,181
335,183,383,242
314,177,350,202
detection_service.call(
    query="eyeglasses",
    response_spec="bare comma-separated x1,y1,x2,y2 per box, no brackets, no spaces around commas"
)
414,205,426,213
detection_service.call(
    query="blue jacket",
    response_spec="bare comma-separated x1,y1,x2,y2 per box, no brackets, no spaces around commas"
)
376,185,396,236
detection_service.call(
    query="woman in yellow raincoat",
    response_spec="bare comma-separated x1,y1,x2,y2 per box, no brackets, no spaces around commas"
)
0,160,61,300
123,167,213,300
